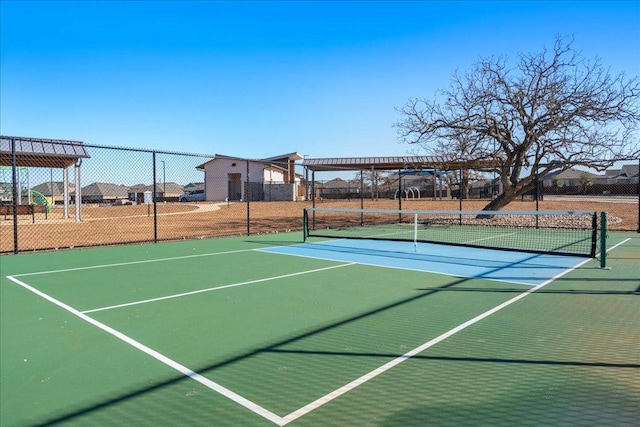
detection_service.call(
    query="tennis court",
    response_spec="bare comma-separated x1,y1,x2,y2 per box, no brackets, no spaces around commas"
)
1,213,639,425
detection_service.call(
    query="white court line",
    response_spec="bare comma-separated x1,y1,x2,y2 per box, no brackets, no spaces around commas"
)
6,238,630,425
606,238,631,253
82,263,355,314
463,232,516,244
6,275,286,426
279,254,596,425
11,248,257,277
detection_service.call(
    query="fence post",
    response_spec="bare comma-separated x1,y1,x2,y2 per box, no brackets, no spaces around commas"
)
458,168,463,211
398,169,402,222
311,170,316,230
246,159,250,236
534,169,540,212
360,171,364,225
152,151,158,243
11,137,18,254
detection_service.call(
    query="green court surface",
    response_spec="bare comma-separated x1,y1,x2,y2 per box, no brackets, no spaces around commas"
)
1,232,638,426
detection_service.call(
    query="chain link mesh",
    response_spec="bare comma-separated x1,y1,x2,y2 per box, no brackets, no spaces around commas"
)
1,138,638,253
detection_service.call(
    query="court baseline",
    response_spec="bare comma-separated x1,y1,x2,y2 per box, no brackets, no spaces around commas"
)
5,239,621,425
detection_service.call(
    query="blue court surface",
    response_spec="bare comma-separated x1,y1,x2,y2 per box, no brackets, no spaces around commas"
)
260,239,592,286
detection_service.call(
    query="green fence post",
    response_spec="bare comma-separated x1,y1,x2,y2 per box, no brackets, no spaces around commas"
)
600,211,607,269
303,208,308,242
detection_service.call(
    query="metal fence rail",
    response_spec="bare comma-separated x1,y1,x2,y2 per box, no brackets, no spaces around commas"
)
308,159,640,234
0,139,306,253
1,137,638,254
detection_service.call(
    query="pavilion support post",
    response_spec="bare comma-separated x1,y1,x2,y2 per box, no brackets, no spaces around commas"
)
371,166,375,201
311,171,315,207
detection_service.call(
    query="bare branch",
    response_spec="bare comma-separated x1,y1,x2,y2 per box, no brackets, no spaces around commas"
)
394,35,640,210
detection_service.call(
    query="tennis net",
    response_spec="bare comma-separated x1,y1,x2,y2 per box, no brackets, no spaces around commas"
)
303,207,601,258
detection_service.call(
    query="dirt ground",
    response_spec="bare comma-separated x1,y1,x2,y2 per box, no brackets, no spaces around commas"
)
1,197,637,253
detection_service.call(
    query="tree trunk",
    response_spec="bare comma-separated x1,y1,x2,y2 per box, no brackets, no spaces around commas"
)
476,188,516,218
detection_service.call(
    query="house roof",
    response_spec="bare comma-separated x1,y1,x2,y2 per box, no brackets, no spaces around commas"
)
621,164,639,178
31,181,74,196
128,182,185,194
184,182,205,191
318,177,354,188
545,168,601,180
77,182,129,197
542,167,601,180
0,135,90,168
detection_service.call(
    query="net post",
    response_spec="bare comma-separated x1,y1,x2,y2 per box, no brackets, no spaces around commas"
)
599,211,607,269
303,208,308,242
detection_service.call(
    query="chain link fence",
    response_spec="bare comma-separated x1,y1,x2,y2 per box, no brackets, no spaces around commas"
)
307,159,640,233
1,136,638,254
1,138,306,254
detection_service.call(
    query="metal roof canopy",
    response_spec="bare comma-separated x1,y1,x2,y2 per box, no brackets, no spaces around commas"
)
302,155,501,171
0,136,90,225
0,136,90,168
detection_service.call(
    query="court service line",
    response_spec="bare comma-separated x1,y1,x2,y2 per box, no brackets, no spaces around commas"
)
5,275,286,426
463,232,517,244
606,238,631,252
11,248,258,277
278,255,596,425
7,239,630,425
82,263,356,314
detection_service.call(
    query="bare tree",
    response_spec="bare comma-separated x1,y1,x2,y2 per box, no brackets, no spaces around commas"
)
355,169,388,199
395,36,640,211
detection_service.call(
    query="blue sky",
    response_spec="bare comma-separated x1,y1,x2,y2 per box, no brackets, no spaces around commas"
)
1,1,639,160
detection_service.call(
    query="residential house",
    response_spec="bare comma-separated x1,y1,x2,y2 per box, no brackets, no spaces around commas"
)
468,177,501,199
128,182,185,202
183,182,205,192
74,182,130,204
542,168,602,189
317,178,360,199
604,164,639,184
31,181,75,204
